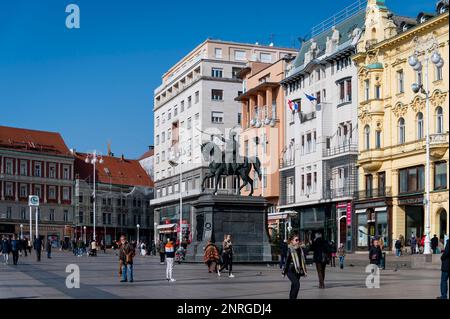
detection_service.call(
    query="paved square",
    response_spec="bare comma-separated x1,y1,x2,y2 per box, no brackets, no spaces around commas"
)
0,250,442,299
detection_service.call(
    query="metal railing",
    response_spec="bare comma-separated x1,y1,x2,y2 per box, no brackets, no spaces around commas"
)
430,133,448,145
323,144,358,157
355,187,392,200
280,159,295,169
324,186,357,199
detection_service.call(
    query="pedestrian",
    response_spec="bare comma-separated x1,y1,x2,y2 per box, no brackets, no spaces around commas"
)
90,239,97,256
338,243,345,269
165,238,176,282
158,240,166,264
395,238,402,257
282,233,307,299
437,239,449,299
218,234,234,278
203,240,220,273
11,235,20,265
279,239,288,270
1,236,11,265
420,234,426,253
46,239,52,259
369,238,382,267
410,235,417,254
330,240,337,267
119,235,135,283
22,237,28,257
312,232,330,289
34,236,42,262
431,234,439,254
140,242,146,256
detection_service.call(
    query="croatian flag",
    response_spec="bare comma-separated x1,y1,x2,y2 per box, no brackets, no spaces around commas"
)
288,99,300,112
304,93,317,102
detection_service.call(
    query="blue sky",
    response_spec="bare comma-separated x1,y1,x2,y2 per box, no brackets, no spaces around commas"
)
0,0,434,158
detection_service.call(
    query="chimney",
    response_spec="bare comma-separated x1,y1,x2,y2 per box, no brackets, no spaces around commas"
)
107,141,113,156
121,154,125,161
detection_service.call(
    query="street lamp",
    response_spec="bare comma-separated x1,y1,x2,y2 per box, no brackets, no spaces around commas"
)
168,152,183,245
83,226,87,243
136,224,140,242
20,224,23,240
85,151,104,242
408,35,444,255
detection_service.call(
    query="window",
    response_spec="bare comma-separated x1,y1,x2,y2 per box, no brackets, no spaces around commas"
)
49,209,55,221
167,109,171,120
195,91,199,103
417,112,424,140
339,82,345,102
232,67,242,79
375,130,382,149
378,172,386,195
63,166,70,180
398,118,406,144
188,96,192,108
63,210,68,222
365,174,373,197
237,113,242,125
435,64,443,81
161,132,165,143
5,182,13,196
5,159,13,175
211,89,223,101
306,173,312,194
346,80,352,101
260,53,272,63
215,48,222,58
180,100,185,112
49,164,56,178
399,166,424,193
174,107,178,116
364,80,370,100
63,187,70,201
211,68,223,78
316,69,321,81
162,113,165,124
211,111,224,124
316,91,321,104
162,151,165,162
301,175,305,194
436,107,443,133
20,160,27,176
374,85,381,99
234,50,246,61
364,125,370,150
6,207,12,219
35,185,42,199
156,116,160,126
21,207,26,220
397,70,404,93
49,186,56,199
156,135,159,145
20,184,28,197
434,161,447,190
187,117,192,129
34,162,42,177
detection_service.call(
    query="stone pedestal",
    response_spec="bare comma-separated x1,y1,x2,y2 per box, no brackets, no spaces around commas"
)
186,194,272,263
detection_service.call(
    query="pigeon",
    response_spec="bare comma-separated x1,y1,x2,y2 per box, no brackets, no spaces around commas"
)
393,264,399,272
256,272,263,276
349,264,355,267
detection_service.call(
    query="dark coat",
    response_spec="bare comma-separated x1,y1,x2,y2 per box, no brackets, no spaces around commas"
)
441,240,449,272
11,240,20,252
34,238,42,251
431,237,439,249
312,237,330,264
369,246,382,265
280,242,288,257
46,241,52,252
283,246,306,276
1,240,11,254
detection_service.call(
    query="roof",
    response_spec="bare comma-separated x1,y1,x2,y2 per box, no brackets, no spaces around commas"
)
0,125,71,156
74,152,154,188
292,10,366,69
139,149,154,160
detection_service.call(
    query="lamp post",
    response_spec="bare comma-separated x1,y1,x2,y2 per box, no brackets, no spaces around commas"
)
85,151,104,242
169,152,183,245
408,35,444,255
137,224,140,242
83,226,87,243
20,224,23,240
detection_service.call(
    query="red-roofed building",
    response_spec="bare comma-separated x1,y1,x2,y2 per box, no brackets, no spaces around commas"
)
74,152,154,245
0,126,74,245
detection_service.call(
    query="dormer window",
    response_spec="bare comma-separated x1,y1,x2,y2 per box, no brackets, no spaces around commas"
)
402,24,408,32
420,16,427,23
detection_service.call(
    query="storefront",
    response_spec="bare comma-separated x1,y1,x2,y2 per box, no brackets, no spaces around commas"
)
354,201,391,250
336,202,353,251
296,205,334,246
398,194,424,243
267,211,297,241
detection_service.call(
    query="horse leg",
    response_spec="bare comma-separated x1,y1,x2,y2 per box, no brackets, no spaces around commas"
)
213,169,223,196
248,176,254,196
201,173,213,192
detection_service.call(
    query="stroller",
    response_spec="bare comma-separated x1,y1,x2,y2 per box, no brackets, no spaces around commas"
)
175,246,186,264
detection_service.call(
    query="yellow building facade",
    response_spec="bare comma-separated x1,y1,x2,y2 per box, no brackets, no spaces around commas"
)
352,0,448,250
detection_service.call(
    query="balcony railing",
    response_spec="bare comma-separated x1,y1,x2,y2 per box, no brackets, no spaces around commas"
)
323,144,358,157
280,195,296,206
280,159,295,169
355,187,392,200
430,133,448,145
324,186,357,199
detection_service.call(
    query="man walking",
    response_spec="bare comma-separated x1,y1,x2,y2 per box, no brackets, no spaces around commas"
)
34,236,42,262
158,240,166,265
431,234,439,254
11,235,20,265
46,239,52,259
165,238,176,282
1,236,11,265
119,235,135,283
437,239,449,299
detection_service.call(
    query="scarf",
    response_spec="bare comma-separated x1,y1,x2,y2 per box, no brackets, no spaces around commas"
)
289,245,307,275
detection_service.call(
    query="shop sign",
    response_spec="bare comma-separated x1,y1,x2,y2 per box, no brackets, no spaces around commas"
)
398,196,424,206
346,203,352,226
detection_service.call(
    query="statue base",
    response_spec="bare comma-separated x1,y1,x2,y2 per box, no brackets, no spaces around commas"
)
186,194,272,263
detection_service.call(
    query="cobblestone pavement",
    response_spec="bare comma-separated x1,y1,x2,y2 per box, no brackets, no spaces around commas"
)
0,250,442,299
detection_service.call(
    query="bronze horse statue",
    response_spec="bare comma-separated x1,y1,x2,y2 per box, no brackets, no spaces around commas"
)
200,142,262,196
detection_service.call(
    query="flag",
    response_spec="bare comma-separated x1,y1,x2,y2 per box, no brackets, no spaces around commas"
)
293,100,300,112
304,93,317,102
288,99,294,112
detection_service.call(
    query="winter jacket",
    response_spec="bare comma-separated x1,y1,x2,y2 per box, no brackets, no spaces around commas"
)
119,242,135,264
203,244,219,263
369,246,382,265
280,242,288,257
441,240,449,272
165,241,175,258
1,240,11,253
11,240,20,252
312,237,330,264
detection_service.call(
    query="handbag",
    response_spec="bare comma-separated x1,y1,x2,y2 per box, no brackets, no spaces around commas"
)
321,252,330,264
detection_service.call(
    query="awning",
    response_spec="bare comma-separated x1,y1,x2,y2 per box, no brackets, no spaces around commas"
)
355,209,366,214
375,207,387,212
156,223,176,230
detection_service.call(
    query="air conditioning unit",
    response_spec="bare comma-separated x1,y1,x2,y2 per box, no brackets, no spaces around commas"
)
255,120,262,128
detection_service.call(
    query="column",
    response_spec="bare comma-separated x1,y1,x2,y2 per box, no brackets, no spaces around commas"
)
0,155,3,174
44,184,47,204
58,185,61,205
1,180,4,200
266,89,273,118
15,182,19,201
249,95,256,121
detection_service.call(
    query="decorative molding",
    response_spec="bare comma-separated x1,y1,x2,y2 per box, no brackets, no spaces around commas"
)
358,107,372,124
430,89,447,108
392,102,408,117
410,96,425,113
391,57,407,67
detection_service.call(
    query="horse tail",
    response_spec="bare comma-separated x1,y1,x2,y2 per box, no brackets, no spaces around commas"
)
253,157,262,180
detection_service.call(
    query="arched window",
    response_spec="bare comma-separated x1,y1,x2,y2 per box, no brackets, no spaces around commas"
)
417,112,424,139
436,107,444,133
364,125,370,150
398,118,406,144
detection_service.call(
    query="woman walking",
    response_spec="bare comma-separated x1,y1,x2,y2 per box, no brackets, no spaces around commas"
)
204,240,220,273
282,233,307,299
312,232,330,289
218,234,234,278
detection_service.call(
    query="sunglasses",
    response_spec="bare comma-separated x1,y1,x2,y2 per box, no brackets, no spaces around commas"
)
293,239,299,242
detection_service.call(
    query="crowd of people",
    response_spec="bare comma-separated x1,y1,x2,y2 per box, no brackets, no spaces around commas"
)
394,233,448,256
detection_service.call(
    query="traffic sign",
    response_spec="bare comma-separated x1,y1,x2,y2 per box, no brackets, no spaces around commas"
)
28,195,39,206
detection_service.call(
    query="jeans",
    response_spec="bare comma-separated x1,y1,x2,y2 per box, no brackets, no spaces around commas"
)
441,271,449,299
47,251,51,258
219,253,233,275
166,257,174,280
396,249,401,257
339,256,345,269
160,252,165,263
12,251,19,265
279,255,287,269
121,264,133,282
286,268,301,299
35,249,41,262
2,253,9,264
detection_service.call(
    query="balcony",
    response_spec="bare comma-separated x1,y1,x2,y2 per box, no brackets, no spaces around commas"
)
324,186,357,200
358,148,384,172
429,133,448,159
355,187,392,201
280,159,295,169
323,143,358,158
